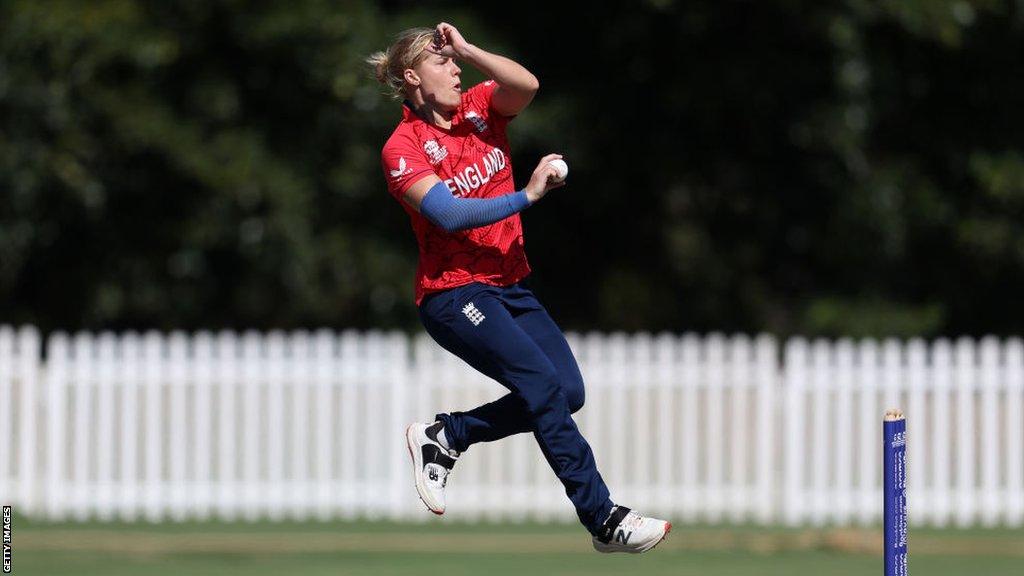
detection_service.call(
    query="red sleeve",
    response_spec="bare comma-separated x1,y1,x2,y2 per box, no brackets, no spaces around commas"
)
381,133,435,200
464,80,513,133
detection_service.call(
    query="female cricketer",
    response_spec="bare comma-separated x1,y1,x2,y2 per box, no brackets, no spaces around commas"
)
368,23,670,553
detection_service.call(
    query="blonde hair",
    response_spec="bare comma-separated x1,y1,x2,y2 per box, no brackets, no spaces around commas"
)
367,28,436,100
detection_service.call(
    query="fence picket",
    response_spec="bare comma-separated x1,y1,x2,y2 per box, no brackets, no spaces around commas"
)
387,332,409,520
633,333,654,512
168,332,188,521
810,339,830,526
241,332,263,520
118,333,140,520
96,333,116,520
980,337,1000,526
313,330,334,520
728,335,750,523
143,332,164,522
680,334,700,523
1006,339,1024,527
705,334,725,523
216,331,239,520
654,333,676,517
289,331,311,520
607,332,628,501
856,339,879,526
955,338,977,527
834,339,854,524
754,335,776,524
18,327,41,514
783,338,807,526
932,340,953,527
906,339,927,525
45,334,69,520
0,329,13,508
266,331,287,521
339,331,359,519
193,332,213,520
0,329,13,506
72,333,94,520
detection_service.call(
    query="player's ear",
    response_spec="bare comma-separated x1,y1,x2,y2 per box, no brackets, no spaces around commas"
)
404,68,421,87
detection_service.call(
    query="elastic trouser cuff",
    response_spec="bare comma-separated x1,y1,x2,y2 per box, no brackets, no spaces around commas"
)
594,504,630,542
434,412,468,453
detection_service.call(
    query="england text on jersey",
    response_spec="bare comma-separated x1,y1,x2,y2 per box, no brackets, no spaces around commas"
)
445,147,508,197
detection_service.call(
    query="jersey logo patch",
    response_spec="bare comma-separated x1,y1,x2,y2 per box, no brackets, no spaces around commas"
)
389,156,412,178
424,140,448,164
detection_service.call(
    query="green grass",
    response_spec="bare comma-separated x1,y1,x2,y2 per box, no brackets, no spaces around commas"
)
11,515,1024,576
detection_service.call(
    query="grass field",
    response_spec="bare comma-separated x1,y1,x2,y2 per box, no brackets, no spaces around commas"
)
12,515,1024,575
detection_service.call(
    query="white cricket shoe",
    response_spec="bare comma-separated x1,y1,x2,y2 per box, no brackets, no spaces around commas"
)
405,422,459,515
592,506,672,553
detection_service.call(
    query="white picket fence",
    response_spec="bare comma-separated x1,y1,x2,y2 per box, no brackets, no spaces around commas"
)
1,325,1023,527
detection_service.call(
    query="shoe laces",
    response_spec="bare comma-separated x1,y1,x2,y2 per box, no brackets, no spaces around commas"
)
619,510,645,532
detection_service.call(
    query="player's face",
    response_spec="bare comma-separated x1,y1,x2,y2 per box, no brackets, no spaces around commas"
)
413,53,462,110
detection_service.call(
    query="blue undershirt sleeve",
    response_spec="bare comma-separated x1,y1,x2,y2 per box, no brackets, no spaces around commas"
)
418,180,531,233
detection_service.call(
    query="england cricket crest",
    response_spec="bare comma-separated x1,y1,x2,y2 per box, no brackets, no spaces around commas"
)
465,110,488,133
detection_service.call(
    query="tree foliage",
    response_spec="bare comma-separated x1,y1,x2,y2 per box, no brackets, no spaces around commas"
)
1,0,1021,337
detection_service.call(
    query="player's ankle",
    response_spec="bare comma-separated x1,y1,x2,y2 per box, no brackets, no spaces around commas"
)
425,421,453,452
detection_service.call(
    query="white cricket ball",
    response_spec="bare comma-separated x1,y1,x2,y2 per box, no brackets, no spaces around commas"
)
548,159,568,182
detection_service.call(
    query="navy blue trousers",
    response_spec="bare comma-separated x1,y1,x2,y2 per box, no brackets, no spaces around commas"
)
418,281,613,534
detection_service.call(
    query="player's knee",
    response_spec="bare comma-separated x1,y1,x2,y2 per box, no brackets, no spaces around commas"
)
521,367,565,415
565,377,585,414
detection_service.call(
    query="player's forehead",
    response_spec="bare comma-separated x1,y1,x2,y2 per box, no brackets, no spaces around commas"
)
421,52,453,66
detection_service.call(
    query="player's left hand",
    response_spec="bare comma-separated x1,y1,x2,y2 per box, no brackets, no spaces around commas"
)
428,22,473,59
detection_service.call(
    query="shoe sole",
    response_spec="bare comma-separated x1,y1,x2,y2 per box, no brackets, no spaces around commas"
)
406,424,444,515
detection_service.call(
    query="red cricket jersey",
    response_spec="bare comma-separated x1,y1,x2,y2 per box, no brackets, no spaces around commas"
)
380,80,531,305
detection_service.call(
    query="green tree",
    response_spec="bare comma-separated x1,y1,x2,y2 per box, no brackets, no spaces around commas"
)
2,0,1022,337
